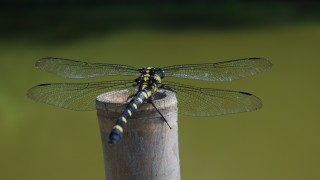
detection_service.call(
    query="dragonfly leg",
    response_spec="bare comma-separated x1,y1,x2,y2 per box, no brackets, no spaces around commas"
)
149,100,172,129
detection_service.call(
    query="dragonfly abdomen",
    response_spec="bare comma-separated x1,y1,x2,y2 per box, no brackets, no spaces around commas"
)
108,88,152,144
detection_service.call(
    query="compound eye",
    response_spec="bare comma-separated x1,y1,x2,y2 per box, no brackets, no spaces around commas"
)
158,69,165,78
139,68,147,73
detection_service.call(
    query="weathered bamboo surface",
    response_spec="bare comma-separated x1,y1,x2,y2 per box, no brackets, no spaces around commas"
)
96,89,180,180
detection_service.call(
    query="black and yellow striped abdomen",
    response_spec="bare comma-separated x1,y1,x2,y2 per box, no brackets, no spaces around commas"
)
108,87,152,144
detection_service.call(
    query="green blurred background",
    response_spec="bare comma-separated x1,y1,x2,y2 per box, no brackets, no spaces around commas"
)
1,1,320,180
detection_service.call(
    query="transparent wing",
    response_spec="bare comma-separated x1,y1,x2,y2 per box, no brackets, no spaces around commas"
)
162,58,272,81
163,81,263,116
27,80,135,111
36,57,139,78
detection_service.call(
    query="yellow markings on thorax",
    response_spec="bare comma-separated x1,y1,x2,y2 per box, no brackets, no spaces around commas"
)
127,109,132,116
146,90,152,97
121,116,127,124
142,74,150,81
151,84,158,93
154,74,161,82
141,83,147,90
113,125,123,133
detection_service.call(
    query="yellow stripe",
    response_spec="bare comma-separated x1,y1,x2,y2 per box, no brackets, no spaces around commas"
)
127,109,132,116
121,116,127,124
155,76,161,82
142,92,148,99
132,103,137,109
147,90,151,97
151,86,157,93
113,125,123,133
137,97,143,103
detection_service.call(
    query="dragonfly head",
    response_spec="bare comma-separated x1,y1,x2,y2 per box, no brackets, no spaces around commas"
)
139,67,165,79
155,68,165,79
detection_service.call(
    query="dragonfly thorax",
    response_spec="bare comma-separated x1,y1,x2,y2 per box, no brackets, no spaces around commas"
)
136,67,165,93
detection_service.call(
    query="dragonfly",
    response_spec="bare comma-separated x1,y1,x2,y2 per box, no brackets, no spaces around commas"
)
27,57,272,144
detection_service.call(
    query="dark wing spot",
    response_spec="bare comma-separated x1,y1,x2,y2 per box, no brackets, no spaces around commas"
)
239,91,253,96
38,83,51,86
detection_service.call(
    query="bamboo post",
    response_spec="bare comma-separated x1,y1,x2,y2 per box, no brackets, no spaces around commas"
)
96,89,180,180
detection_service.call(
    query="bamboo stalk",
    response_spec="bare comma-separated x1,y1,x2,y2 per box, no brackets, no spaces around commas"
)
96,89,180,180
